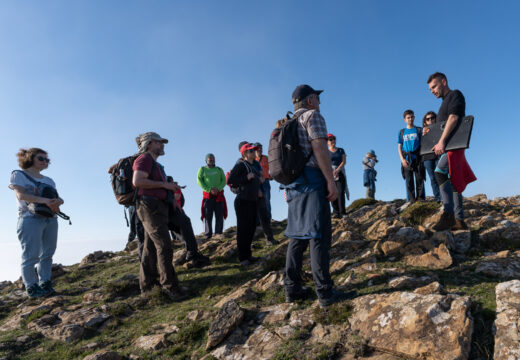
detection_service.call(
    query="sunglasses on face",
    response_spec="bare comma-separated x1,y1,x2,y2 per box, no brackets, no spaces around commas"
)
425,117,435,121
328,138,335,141
36,156,50,163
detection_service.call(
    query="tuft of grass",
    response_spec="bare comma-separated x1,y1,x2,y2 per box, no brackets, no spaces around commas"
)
21,308,52,327
312,301,353,326
346,198,377,213
400,201,441,225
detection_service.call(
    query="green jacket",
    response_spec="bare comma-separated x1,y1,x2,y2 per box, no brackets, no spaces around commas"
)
197,166,226,193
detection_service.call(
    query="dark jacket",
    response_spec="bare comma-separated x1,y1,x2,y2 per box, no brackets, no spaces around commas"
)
227,158,260,202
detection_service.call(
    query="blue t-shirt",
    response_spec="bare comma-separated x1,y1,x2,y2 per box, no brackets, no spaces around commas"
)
329,147,345,167
398,127,421,160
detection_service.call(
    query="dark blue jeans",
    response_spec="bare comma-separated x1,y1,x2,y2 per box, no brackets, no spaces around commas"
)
423,159,441,201
435,154,464,220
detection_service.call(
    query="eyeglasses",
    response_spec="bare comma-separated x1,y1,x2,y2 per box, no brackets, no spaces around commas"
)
36,156,50,163
328,138,335,141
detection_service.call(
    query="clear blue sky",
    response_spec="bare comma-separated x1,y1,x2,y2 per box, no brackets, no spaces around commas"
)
1,1,519,281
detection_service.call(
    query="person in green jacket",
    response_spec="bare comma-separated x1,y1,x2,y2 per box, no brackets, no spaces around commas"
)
197,154,227,240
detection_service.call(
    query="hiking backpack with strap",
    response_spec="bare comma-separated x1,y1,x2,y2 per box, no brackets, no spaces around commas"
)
110,155,140,206
268,114,310,185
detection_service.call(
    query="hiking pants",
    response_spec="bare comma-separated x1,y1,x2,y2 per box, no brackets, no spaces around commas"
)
331,172,346,216
403,159,425,202
435,154,464,220
258,196,274,242
128,205,145,260
423,159,441,201
168,207,199,255
284,167,334,300
262,180,272,220
234,198,257,261
203,197,224,238
137,197,179,291
16,216,58,288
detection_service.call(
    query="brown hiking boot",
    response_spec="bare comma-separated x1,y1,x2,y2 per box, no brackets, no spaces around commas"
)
432,212,456,231
452,219,468,230
162,286,189,302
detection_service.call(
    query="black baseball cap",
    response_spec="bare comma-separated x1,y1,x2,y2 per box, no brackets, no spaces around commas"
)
291,84,323,104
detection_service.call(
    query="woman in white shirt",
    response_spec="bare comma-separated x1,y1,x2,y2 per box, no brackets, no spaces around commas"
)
9,148,63,298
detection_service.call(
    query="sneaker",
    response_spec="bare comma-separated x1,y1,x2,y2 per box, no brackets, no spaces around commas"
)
26,284,46,298
432,211,456,231
318,289,357,308
285,286,312,302
39,281,57,296
452,219,468,231
162,287,189,302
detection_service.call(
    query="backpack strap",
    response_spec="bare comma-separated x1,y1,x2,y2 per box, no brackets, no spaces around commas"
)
14,170,41,187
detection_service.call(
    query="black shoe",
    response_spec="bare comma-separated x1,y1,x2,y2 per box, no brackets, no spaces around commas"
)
266,238,279,246
26,284,46,298
285,286,312,302
162,287,189,302
187,252,211,268
248,256,260,263
39,281,57,296
318,289,357,308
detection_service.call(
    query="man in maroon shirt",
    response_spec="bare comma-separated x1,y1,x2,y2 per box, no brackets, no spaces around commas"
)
132,132,186,301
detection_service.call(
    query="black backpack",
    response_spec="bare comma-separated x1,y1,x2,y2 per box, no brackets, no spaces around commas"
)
268,113,310,185
110,155,139,206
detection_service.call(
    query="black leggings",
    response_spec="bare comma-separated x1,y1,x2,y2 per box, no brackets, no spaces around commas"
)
234,198,257,261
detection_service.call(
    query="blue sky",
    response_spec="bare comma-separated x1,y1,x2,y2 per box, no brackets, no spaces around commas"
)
1,1,519,281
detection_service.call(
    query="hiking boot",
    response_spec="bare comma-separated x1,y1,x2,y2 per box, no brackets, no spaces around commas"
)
26,284,46,298
186,252,211,268
240,259,252,266
318,289,357,309
452,219,468,231
432,211,456,231
266,237,279,246
248,256,260,263
39,281,57,296
162,287,189,302
285,286,312,302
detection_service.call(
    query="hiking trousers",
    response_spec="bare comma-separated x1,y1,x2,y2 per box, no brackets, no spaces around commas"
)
203,197,224,238
435,154,464,220
258,196,274,242
403,159,425,202
137,197,179,292
234,198,257,261
168,207,199,255
331,172,347,216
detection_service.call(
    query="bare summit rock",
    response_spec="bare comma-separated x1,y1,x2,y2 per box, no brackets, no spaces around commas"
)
475,255,520,279
494,280,520,360
215,287,256,308
405,243,453,269
206,300,245,350
349,292,473,360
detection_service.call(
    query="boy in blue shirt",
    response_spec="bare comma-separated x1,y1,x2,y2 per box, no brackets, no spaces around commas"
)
398,109,425,203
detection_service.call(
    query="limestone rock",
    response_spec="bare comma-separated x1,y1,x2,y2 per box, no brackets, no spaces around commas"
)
172,249,187,265
125,239,139,252
480,222,520,250
150,323,179,335
186,310,205,322
310,323,344,345
0,281,12,291
215,287,256,308
405,243,452,269
365,218,403,241
494,280,520,360
388,275,437,290
414,281,443,295
391,226,427,242
253,271,284,291
83,350,124,360
256,303,292,325
350,292,473,360
83,291,106,303
134,334,168,350
475,256,520,278
289,309,315,329
206,300,245,350
59,308,110,328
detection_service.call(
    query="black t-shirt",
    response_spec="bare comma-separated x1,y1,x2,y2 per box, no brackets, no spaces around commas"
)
329,147,346,167
437,89,465,124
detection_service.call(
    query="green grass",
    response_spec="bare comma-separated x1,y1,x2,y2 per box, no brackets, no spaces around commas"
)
400,201,441,225
346,198,377,213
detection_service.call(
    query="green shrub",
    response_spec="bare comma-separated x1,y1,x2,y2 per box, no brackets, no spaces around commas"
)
400,201,441,225
346,198,377,213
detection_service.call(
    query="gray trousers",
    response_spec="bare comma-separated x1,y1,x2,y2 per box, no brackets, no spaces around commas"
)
435,154,464,220
284,188,333,300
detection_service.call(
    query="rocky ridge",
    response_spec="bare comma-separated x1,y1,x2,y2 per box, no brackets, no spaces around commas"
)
0,194,519,359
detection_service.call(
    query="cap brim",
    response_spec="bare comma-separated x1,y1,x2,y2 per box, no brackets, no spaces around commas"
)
315,90,324,95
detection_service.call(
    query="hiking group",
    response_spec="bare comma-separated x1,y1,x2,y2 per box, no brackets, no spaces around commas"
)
9,72,476,308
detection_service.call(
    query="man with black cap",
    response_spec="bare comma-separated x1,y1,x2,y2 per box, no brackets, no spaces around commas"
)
132,132,186,301
283,85,356,308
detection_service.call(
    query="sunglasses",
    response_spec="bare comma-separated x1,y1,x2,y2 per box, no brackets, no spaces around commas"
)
425,117,435,121
36,156,50,163
328,138,336,141
246,149,255,153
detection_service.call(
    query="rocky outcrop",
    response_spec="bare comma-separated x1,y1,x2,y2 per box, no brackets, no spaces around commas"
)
404,243,453,269
494,280,520,360
350,292,473,360
206,300,245,350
